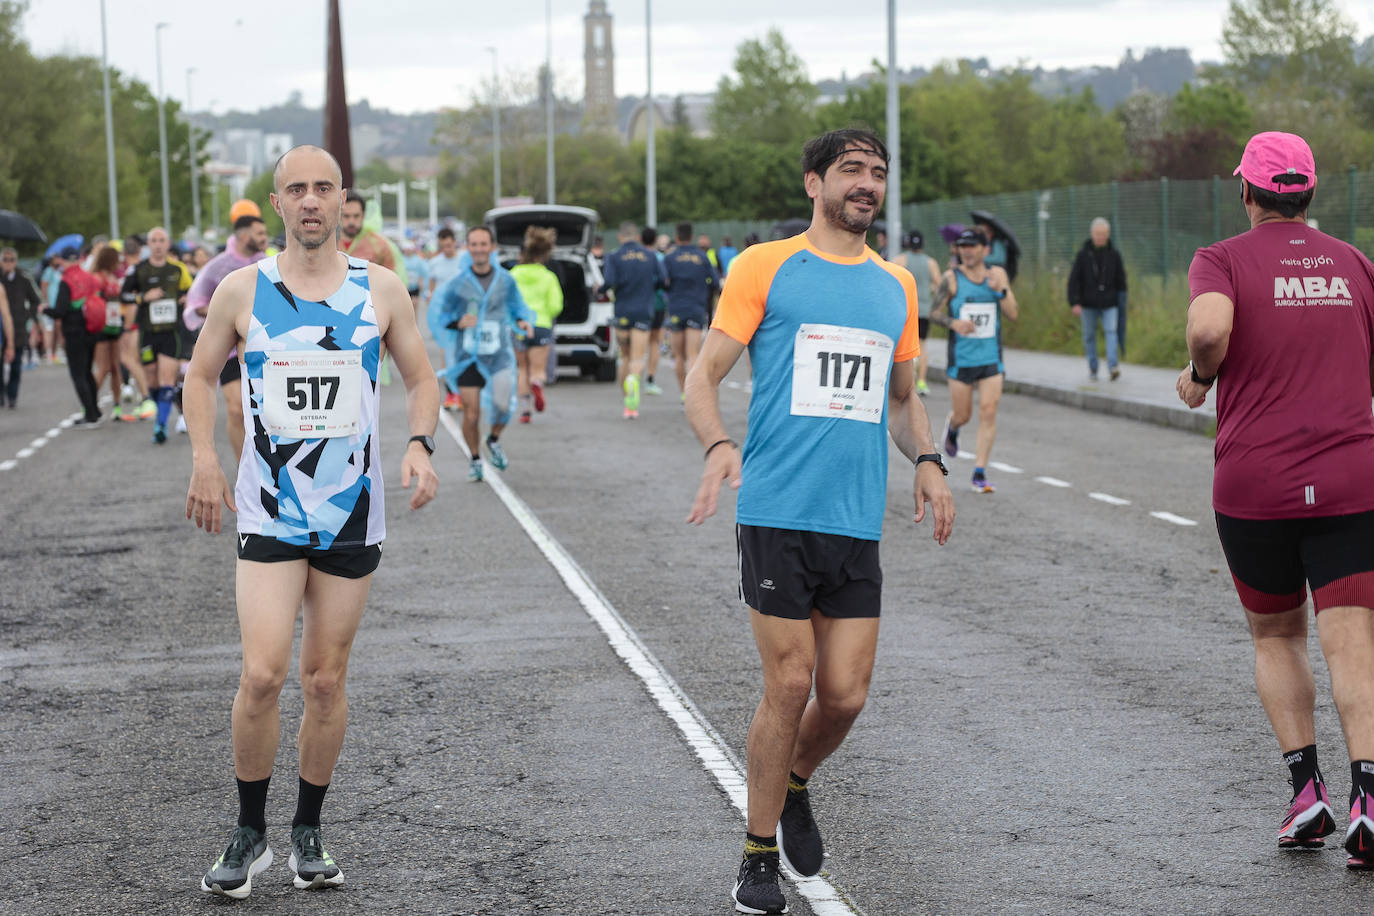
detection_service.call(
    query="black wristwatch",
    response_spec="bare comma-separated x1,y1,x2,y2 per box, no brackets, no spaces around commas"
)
408,434,435,455
1189,361,1217,386
916,453,948,476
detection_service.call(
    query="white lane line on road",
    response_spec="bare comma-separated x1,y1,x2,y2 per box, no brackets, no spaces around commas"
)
29,438,46,449
0,460,15,472
1035,476,1072,488
46,428,61,438
1150,511,1199,527
1089,492,1132,506
989,461,1023,474
956,450,976,460
437,411,865,916
16,448,33,459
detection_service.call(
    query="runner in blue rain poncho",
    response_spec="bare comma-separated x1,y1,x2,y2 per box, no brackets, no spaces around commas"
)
428,225,533,482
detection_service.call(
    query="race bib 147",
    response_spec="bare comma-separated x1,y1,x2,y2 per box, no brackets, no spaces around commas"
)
791,323,894,424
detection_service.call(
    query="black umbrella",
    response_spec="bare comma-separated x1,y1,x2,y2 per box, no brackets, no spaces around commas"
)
968,210,1019,256
0,210,47,242
770,218,810,240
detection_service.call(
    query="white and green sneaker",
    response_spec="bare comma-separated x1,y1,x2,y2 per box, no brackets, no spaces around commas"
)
288,824,344,889
468,458,484,482
201,825,273,899
486,436,509,470
644,379,664,396
623,373,641,411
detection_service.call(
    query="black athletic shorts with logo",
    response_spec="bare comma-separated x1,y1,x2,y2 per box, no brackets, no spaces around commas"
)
615,314,652,333
237,533,382,579
140,329,183,363
736,524,882,620
1215,509,1374,614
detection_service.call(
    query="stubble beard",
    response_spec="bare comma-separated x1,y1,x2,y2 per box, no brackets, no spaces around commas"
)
822,193,877,236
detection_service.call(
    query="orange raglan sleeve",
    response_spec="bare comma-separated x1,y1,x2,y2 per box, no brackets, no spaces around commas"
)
710,245,771,345
882,258,921,362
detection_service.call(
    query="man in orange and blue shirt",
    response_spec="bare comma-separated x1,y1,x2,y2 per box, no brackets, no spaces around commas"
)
685,128,956,915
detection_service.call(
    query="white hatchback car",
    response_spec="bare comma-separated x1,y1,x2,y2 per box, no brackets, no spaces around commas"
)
485,204,616,382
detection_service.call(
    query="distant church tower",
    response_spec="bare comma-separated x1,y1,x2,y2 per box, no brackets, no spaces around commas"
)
583,1,615,133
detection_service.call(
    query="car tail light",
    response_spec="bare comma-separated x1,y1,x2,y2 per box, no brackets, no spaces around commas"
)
595,326,611,346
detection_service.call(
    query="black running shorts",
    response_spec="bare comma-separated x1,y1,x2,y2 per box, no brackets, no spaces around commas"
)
949,363,1001,385
918,317,931,340
1214,509,1374,614
615,315,652,333
736,524,882,620
237,533,381,579
219,357,242,386
457,363,485,389
651,308,666,331
140,329,183,363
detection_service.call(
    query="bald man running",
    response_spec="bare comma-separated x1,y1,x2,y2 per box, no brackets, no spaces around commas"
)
186,145,440,898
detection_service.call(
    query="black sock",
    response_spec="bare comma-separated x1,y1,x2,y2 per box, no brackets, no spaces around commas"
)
787,771,809,794
744,832,778,857
1283,744,1321,791
1352,760,1374,801
292,777,330,828
236,776,270,834
646,374,654,384
486,433,499,444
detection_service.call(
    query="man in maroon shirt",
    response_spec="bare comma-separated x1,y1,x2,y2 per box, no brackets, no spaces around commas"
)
1178,131,1374,869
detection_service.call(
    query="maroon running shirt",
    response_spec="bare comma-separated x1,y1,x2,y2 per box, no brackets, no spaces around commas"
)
1189,221,1374,519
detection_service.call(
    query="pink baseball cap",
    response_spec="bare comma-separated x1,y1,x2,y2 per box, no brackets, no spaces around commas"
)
1233,131,1316,193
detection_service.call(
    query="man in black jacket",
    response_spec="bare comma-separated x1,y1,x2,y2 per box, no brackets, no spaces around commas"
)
1067,218,1128,380
1,248,43,407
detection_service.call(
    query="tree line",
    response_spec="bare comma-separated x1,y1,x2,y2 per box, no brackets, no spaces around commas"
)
2,0,1369,246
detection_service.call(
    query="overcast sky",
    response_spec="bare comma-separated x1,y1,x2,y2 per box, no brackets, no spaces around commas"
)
26,1,1374,115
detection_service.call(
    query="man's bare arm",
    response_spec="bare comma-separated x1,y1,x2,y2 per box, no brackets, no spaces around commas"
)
374,265,439,510
684,328,747,524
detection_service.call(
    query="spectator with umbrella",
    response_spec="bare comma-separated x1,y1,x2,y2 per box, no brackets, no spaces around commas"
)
970,210,1021,281
0,247,42,406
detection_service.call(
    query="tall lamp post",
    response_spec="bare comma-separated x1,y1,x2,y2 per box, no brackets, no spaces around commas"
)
644,0,656,228
100,0,119,239
187,67,200,235
545,0,555,204
885,0,901,259
155,22,171,232
487,47,501,208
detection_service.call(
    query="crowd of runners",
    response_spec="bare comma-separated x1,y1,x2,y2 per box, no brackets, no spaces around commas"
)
3,124,1373,914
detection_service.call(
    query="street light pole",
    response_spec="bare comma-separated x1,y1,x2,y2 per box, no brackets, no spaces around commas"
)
545,0,555,204
645,0,656,228
100,0,119,239
487,47,501,209
187,67,200,236
155,22,171,232
885,0,901,259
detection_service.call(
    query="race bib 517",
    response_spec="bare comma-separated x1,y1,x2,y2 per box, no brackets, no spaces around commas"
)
261,350,363,438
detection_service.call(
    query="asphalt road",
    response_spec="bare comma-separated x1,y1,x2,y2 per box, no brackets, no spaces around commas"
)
2,345,1370,915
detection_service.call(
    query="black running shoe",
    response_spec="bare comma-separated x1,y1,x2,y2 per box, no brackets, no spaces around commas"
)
288,824,345,889
777,787,824,877
200,825,273,899
732,851,788,914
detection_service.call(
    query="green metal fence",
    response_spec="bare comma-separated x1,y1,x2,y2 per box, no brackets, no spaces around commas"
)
684,168,1374,282
902,167,1374,282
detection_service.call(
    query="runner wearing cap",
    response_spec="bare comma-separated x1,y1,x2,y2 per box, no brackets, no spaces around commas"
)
687,127,954,915
1177,131,1374,868
928,228,1018,493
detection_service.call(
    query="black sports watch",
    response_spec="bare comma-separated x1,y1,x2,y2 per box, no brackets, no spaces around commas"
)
1189,361,1217,386
916,453,948,476
408,434,436,455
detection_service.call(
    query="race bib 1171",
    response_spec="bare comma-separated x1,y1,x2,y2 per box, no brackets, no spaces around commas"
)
790,323,894,424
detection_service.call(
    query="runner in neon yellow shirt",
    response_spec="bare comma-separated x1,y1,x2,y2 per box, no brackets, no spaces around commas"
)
509,226,563,423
